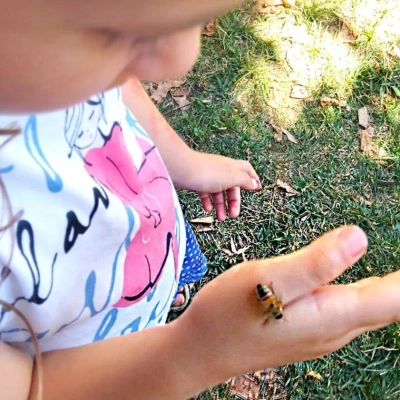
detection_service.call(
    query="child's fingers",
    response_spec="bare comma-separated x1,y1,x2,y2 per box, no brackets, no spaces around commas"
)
261,280,400,366
198,192,213,213
225,187,240,218
230,169,260,191
249,226,368,304
294,272,400,351
197,189,240,220
236,160,261,188
219,160,260,192
351,269,400,329
212,192,227,221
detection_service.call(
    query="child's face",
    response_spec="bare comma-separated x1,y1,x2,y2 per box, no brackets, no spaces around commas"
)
0,0,244,113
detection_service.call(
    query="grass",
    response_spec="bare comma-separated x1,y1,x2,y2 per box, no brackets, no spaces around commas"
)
162,0,400,398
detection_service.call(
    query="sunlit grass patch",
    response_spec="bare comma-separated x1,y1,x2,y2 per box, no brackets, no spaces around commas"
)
300,0,400,63
231,5,361,127
228,0,400,130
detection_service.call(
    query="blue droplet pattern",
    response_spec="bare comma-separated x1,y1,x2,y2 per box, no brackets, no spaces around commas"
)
176,219,207,293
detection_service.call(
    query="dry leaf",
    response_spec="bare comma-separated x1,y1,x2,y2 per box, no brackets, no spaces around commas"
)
229,237,250,256
150,82,170,103
256,0,283,14
274,127,283,142
358,107,370,128
360,129,373,155
236,247,250,255
141,81,151,93
338,23,357,42
281,127,298,144
246,147,252,161
190,216,215,224
261,0,283,5
227,375,260,400
253,370,263,381
291,85,309,99
374,63,382,73
320,97,347,108
222,248,234,256
337,14,361,39
355,196,374,207
202,22,217,37
172,88,186,97
306,371,323,381
173,95,191,111
377,147,388,158
320,97,332,107
195,225,214,233
275,179,300,196
253,369,275,381
165,77,187,89
282,0,296,7
230,237,237,254
145,78,187,104
270,123,284,142
270,123,299,144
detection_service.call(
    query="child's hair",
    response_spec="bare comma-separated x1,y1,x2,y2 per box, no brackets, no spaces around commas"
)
0,128,21,135
0,127,43,400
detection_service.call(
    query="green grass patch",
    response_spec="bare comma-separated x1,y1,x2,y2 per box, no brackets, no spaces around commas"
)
162,1,400,398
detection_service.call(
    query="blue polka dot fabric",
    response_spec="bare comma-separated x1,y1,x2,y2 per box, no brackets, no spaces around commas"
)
177,218,207,289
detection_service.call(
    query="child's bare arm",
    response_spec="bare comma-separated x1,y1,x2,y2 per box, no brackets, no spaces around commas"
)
121,77,195,188
121,77,261,220
0,341,33,400
27,323,206,400
4,225,400,400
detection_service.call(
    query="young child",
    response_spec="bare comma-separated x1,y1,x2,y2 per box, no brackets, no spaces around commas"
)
0,1,399,399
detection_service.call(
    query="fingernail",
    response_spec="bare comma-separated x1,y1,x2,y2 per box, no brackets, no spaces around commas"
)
252,178,258,189
337,226,368,259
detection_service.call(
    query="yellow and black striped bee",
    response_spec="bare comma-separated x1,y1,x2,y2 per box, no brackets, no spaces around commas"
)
256,283,283,320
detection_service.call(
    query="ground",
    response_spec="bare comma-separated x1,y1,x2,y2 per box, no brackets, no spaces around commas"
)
157,0,400,398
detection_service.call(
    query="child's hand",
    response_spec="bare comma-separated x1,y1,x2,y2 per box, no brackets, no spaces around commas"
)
171,226,400,391
183,152,261,221
121,80,259,220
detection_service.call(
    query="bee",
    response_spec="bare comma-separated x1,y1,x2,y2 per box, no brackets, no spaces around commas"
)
256,283,283,320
